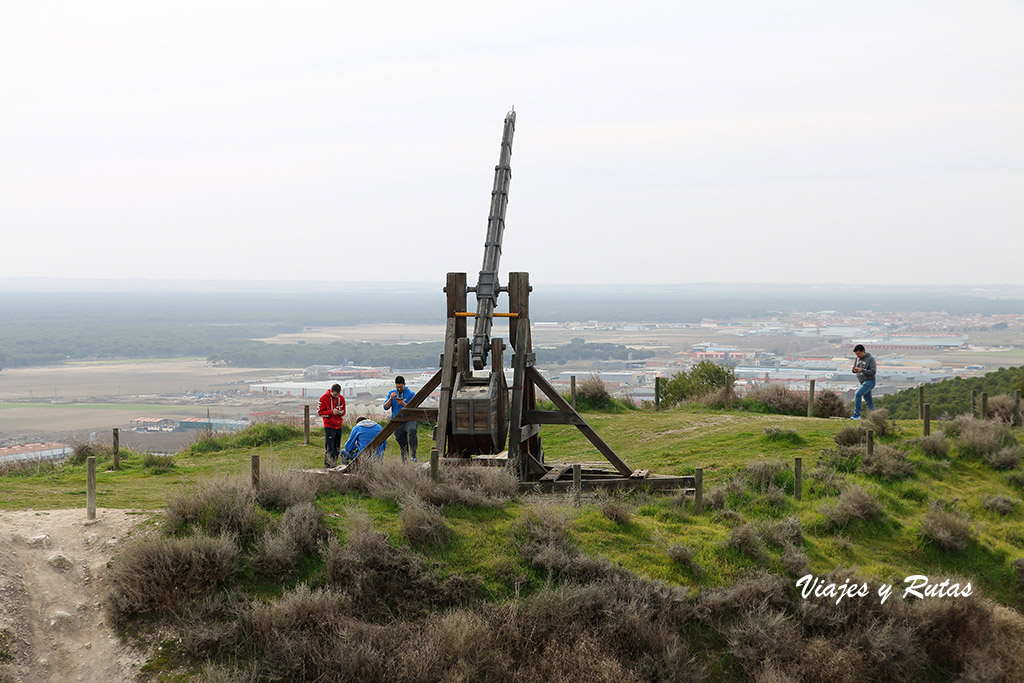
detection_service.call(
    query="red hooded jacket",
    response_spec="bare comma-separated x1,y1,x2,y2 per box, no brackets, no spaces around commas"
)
318,390,346,429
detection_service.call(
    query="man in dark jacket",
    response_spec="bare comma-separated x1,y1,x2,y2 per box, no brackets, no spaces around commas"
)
318,384,346,467
851,344,876,420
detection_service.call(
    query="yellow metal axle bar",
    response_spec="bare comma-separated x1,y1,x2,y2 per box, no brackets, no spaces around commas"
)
455,311,519,318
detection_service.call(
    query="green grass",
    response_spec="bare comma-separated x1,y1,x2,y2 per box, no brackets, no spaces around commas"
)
3,410,1023,612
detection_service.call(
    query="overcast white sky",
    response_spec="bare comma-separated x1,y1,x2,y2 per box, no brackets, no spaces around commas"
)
1,1,1022,286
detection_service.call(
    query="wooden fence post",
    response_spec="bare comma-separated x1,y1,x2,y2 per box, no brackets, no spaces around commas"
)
981,392,988,420
304,405,310,445
924,403,931,436
430,448,439,482
251,453,260,491
694,467,704,514
86,456,96,520
867,429,874,457
972,390,978,418
654,376,661,410
1014,390,1022,428
794,457,802,501
112,427,120,470
807,380,815,418
572,463,582,508
918,385,924,420
571,376,577,411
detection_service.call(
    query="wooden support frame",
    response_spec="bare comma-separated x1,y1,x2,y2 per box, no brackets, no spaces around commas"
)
350,369,442,465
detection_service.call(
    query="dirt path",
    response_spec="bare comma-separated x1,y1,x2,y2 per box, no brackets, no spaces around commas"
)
0,509,148,682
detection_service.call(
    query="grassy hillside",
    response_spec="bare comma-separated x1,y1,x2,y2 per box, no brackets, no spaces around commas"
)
3,408,1024,680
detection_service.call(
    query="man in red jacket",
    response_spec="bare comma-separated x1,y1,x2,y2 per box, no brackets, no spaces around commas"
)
318,383,346,467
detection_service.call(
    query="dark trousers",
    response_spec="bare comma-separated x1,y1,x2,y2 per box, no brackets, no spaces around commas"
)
324,427,343,467
394,421,418,461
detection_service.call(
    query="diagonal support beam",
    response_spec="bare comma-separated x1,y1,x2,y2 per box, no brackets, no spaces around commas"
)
526,367,633,477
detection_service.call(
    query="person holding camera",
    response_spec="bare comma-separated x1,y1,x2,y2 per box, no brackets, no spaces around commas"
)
850,344,877,420
384,376,417,462
318,383,346,467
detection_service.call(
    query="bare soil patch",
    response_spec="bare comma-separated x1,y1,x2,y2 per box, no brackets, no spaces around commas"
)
0,508,148,682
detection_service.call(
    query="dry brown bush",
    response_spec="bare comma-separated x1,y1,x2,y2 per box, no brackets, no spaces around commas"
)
808,467,844,496
667,543,703,577
252,529,299,580
323,511,478,621
920,501,976,551
347,460,517,508
279,501,328,556
814,390,851,418
728,523,768,562
960,420,1016,458
985,445,1023,470
859,444,915,481
399,496,452,549
255,467,315,511
760,517,803,548
599,495,634,525
819,445,862,473
744,460,787,494
985,393,1017,422
705,487,728,510
915,433,950,458
165,477,265,545
864,409,894,437
821,485,882,528
983,495,1019,516
834,424,867,446
779,544,808,576
746,384,806,415
107,532,238,622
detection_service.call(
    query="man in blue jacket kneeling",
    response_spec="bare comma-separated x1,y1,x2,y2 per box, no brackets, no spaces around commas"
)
344,416,386,464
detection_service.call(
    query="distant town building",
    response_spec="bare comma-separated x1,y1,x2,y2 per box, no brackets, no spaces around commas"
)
0,442,70,465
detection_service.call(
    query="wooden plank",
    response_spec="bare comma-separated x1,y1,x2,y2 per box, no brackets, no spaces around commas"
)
527,367,633,477
435,316,459,456
540,464,571,482
355,368,442,462
523,409,584,425
630,469,650,479
390,408,438,422
508,319,529,480
517,423,540,442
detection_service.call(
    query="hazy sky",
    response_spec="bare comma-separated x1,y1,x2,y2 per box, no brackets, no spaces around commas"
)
1,1,1022,286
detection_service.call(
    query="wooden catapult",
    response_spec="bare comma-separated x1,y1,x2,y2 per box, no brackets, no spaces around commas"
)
353,110,692,492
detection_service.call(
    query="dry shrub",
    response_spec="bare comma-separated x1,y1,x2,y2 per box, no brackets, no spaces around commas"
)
107,532,238,622
746,384,806,416
667,543,703,577
279,501,329,556
834,424,867,447
255,467,314,511
915,433,950,458
985,445,1023,470
577,374,613,410
863,409,894,438
727,605,801,674
819,445,862,473
705,487,728,510
141,452,176,472
728,523,768,562
744,460,787,494
808,467,844,496
942,413,977,439
982,495,1019,516
399,496,452,549
814,390,851,418
696,569,794,621
352,460,516,507
779,544,808,576
599,495,634,525
821,485,881,528
323,510,477,621
959,420,1016,458
764,484,786,507
920,501,976,551
165,477,265,545
67,441,111,465
985,393,1017,422
859,444,915,481
252,529,299,580
1007,472,1024,491
760,517,803,548
515,506,618,584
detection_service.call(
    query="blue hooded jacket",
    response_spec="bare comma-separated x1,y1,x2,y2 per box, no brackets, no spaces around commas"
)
345,419,386,459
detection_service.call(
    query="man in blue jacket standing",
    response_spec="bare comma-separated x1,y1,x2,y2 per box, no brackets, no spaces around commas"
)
384,376,417,462
344,416,386,463
851,344,877,420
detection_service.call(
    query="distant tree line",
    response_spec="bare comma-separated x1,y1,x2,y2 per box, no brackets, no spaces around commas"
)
877,366,1024,419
